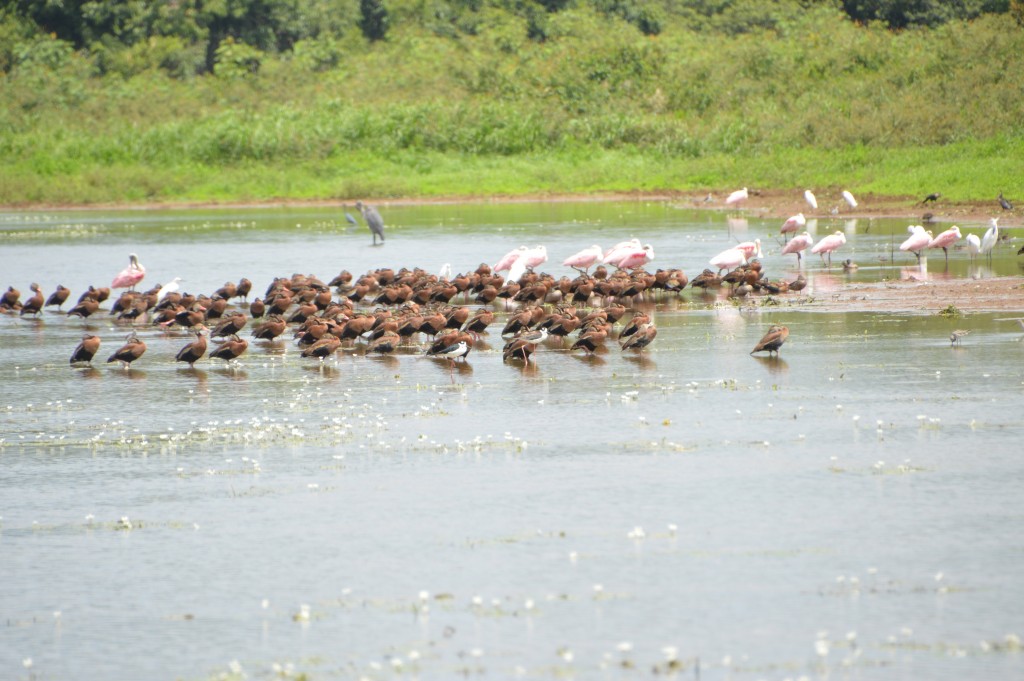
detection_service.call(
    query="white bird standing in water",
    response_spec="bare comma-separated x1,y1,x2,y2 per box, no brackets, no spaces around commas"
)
842,190,858,208
981,218,999,264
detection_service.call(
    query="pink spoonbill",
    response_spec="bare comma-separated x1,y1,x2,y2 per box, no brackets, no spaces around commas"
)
781,213,806,237
562,245,603,274
725,187,749,206
493,246,528,273
111,253,146,291
735,239,763,260
709,247,747,274
603,239,642,265
927,225,962,263
899,225,932,262
781,232,814,263
613,243,655,270
810,231,846,266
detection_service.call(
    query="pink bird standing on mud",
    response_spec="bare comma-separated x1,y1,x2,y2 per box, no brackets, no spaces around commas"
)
111,253,146,290
927,225,962,263
810,231,846,266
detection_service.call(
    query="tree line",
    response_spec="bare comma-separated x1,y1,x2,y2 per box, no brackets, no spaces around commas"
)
1,0,1019,78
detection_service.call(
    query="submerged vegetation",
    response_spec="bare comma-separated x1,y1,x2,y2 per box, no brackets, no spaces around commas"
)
1,1,1022,205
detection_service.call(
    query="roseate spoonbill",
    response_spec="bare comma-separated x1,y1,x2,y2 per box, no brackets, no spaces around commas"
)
46,285,71,310
614,244,655,270
927,225,962,263
804,189,818,210
842,190,858,208
563,245,603,273
107,333,146,369
735,239,762,260
111,253,146,290
900,225,932,262
998,192,1012,211
70,334,101,365
175,327,208,368
981,218,999,263
709,247,747,273
781,213,806,236
603,239,642,264
922,192,941,204
810,231,846,266
781,232,813,262
725,187,749,205
751,325,789,356
521,245,548,270
493,246,528,272
355,201,385,245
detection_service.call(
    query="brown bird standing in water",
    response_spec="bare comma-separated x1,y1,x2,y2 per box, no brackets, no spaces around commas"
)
209,335,249,363
750,325,789,356
301,335,341,361
67,297,100,319
70,334,101,365
20,283,44,317
175,327,208,367
107,333,147,369
46,285,72,310
620,323,657,352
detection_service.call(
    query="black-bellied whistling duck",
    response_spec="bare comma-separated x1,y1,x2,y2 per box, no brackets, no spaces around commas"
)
251,314,287,340
70,334,101,365
367,330,400,355
1,286,20,309
604,303,627,325
204,296,228,320
215,281,238,300
20,283,43,316
210,335,248,363
751,325,789,356
461,308,494,338
621,323,657,352
444,306,470,330
619,312,650,342
174,305,207,329
46,285,71,310
212,311,248,338
249,297,266,318
175,327,208,367
301,335,341,361
110,291,137,316
236,278,253,302
67,297,100,319
570,323,610,354
418,312,447,338
78,286,110,304
502,328,548,365
107,333,147,368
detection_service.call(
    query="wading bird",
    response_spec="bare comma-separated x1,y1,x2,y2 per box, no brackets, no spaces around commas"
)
900,225,932,262
922,192,941,204
175,327,208,368
780,213,805,237
804,189,818,210
981,218,999,264
781,232,814,262
927,225,962,264
562,245,604,274
751,325,789,356
725,187,748,206
355,201,385,245
810,231,846,266
111,253,146,290
842,190,858,209
998,192,1013,211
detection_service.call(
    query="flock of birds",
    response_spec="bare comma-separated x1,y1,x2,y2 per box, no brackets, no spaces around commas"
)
3,189,1018,373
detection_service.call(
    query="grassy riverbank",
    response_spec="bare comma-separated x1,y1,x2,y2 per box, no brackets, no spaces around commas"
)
1,5,1022,207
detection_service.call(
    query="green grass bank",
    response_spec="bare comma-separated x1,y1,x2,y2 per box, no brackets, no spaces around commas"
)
1,5,1022,207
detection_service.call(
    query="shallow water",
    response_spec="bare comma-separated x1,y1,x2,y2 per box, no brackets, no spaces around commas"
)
1,202,1023,681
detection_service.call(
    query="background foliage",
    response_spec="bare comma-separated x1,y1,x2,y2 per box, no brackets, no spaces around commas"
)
0,0,1021,204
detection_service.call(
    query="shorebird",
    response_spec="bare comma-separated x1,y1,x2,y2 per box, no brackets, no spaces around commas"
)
950,329,969,346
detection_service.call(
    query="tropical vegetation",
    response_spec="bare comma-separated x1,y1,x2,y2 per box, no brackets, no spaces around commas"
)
1,0,1021,205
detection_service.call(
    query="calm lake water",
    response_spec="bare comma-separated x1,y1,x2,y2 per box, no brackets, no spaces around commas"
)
1,202,1023,681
